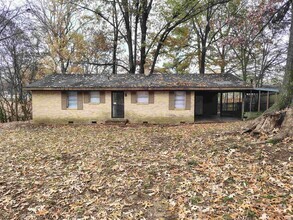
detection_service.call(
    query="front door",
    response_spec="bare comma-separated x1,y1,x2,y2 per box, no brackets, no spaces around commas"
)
112,91,124,118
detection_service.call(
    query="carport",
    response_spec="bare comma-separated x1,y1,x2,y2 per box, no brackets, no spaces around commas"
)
194,87,279,122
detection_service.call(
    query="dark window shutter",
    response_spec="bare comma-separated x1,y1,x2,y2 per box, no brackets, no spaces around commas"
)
100,91,105,103
169,91,175,110
131,91,137,103
61,91,67,110
186,91,191,110
77,92,83,110
149,91,154,104
84,91,90,103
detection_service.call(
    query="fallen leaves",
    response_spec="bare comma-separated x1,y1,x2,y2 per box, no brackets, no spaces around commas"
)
0,122,292,219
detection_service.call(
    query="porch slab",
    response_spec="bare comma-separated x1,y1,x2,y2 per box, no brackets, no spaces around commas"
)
194,115,241,124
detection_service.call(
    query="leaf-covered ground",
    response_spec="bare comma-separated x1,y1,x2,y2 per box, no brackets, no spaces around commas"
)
0,122,292,219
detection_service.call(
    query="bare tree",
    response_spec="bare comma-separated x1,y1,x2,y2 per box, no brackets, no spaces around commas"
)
26,0,92,74
0,1,24,42
0,9,40,122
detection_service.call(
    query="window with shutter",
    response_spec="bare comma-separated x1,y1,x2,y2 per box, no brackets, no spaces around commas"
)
174,91,186,109
67,91,78,109
90,91,100,103
137,91,149,104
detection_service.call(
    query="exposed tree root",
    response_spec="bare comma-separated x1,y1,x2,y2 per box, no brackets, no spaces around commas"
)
243,107,293,141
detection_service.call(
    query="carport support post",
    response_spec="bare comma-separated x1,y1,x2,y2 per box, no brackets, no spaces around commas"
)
249,90,252,112
232,92,235,111
220,92,223,116
258,90,261,112
241,92,245,120
266,91,270,110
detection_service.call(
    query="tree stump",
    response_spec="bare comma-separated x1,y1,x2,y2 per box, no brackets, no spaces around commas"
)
243,107,293,141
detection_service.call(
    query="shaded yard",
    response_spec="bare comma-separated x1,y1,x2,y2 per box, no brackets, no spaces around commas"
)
0,122,292,219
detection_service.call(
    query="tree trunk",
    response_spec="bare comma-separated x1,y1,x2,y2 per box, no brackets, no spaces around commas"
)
243,4,293,140
112,0,118,75
197,33,201,73
220,45,226,74
150,29,172,75
200,41,207,74
134,0,139,73
139,0,148,74
199,19,210,75
276,4,293,109
241,48,250,82
274,107,293,140
120,0,135,74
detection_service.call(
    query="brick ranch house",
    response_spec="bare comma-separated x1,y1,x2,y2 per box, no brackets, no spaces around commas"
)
25,73,278,124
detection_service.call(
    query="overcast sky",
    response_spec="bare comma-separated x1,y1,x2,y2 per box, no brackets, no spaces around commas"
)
5,0,26,8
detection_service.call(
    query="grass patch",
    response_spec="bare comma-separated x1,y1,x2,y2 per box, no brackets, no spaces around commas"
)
267,138,281,145
245,209,256,218
222,196,235,203
190,196,202,205
187,159,198,166
243,112,263,120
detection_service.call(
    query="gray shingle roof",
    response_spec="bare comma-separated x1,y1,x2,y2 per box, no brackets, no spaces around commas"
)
25,73,251,90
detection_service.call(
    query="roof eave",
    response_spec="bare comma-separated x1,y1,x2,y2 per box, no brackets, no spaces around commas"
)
24,87,253,91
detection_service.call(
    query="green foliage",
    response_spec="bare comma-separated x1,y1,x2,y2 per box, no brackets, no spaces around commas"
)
223,177,236,185
222,196,234,203
161,25,194,74
164,0,200,21
190,195,202,205
245,209,256,218
267,138,280,145
187,159,198,166
223,214,233,220
175,152,184,159
243,112,263,120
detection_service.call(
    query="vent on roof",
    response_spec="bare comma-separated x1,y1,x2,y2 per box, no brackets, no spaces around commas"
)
91,121,97,124
68,121,74,124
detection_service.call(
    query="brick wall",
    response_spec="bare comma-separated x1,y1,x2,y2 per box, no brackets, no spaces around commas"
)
32,90,195,124
124,91,194,123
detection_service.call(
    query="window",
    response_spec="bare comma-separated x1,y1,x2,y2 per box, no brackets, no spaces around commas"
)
90,91,100,103
137,91,149,104
67,91,77,109
175,91,186,109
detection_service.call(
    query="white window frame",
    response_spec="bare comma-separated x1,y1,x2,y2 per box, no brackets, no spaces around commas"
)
174,91,186,109
67,91,78,109
137,91,149,104
90,91,100,104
